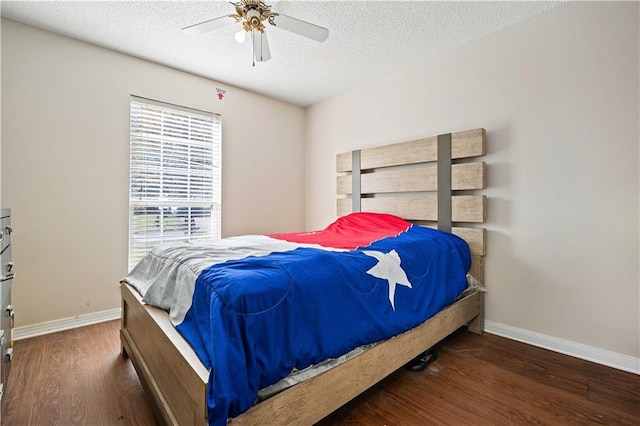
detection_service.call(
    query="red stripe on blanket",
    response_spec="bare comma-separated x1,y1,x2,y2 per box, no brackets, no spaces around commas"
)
269,212,411,250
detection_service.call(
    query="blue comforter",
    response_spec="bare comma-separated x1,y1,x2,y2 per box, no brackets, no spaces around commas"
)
174,224,471,424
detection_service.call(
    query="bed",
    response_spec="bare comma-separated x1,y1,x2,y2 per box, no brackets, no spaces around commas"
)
120,127,487,425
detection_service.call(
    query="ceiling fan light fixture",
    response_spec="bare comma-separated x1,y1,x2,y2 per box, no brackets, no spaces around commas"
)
234,29,247,43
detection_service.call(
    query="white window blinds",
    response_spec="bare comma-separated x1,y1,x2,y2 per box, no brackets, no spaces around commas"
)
128,96,221,269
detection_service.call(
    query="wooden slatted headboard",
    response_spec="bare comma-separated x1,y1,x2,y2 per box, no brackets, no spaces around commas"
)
336,128,487,332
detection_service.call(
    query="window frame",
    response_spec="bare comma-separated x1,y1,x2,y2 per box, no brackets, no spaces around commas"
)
128,96,221,269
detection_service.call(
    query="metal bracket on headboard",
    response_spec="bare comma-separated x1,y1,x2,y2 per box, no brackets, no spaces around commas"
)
352,149,362,212
437,134,452,233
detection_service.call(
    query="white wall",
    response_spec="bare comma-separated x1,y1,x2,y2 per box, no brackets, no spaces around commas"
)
0,18,3,206
1,19,305,327
305,2,639,361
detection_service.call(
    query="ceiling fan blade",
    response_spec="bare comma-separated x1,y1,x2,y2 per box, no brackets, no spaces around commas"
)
260,31,272,62
252,30,272,62
182,15,236,36
270,13,329,42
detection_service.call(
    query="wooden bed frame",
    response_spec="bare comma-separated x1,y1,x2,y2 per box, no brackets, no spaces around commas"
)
120,128,487,425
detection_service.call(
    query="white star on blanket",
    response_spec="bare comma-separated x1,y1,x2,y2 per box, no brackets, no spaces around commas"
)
363,250,412,311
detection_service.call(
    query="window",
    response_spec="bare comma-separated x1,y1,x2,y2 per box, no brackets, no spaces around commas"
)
128,96,221,269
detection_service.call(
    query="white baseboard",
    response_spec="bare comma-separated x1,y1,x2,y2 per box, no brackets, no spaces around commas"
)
13,308,121,341
484,320,640,375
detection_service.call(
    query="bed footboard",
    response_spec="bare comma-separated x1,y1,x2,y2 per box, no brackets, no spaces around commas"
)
121,283,209,425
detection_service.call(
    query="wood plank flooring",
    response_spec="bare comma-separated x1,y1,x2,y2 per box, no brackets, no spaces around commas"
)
2,321,155,426
2,320,638,425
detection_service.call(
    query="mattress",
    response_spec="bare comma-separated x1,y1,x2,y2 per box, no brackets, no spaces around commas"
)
123,212,471,425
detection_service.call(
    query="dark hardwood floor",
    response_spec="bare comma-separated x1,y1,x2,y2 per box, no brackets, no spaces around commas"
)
2,320,638,425
2,321,155,426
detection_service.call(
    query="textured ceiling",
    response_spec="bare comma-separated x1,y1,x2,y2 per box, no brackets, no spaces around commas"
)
0,1,562,107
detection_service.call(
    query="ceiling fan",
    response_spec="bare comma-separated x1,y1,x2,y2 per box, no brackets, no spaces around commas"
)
182,0,329,64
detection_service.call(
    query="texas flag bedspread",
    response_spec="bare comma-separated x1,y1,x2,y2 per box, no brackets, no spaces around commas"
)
124,213,471,425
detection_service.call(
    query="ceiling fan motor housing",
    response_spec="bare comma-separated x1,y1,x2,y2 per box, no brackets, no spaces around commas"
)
234,0,273,32
247,10,263,30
